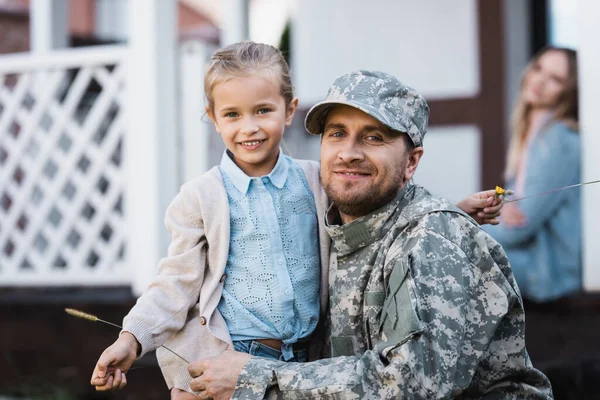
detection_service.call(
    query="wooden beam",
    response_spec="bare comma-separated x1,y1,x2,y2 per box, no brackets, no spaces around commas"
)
126,0,179,296
477,0,506,189
427,97,479,126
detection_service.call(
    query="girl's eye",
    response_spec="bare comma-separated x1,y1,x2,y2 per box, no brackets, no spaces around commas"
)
257,108,272,114
224,112,239,118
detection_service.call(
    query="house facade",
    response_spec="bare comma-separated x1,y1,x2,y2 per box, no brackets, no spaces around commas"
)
1,0,599,397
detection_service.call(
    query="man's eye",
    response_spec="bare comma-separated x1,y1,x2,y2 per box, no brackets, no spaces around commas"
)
366,135,383,142
224,112,238,118
329,131,344,137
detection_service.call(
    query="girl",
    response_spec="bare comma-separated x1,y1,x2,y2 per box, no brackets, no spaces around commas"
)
485,47,581,302
90,41,503,399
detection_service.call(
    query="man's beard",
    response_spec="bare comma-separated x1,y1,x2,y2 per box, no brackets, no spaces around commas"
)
323,162,406,221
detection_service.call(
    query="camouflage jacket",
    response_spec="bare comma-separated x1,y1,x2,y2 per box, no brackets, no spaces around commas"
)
232,183,553,399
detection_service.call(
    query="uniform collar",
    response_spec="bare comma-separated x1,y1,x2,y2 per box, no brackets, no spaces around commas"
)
324,183,415,257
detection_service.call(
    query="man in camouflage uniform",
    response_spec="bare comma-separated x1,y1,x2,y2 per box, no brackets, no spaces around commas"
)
188,70,553,399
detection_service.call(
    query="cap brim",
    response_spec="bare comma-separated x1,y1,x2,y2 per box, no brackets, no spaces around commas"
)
304,100,384,136
304,100,414,142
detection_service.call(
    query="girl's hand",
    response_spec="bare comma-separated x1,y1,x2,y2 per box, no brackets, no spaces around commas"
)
457,189,503,225
90,332,139,391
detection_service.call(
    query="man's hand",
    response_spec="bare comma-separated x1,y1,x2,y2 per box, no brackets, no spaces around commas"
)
456,189,503,225
188,350,251,400
90,332,139,391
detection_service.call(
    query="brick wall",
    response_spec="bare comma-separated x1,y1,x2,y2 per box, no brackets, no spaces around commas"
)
0,13,29,54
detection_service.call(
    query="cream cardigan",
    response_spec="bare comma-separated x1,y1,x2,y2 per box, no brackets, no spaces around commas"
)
122,159,330,392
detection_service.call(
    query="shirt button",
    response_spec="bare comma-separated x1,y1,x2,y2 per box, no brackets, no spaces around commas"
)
264,197,270,203
199,316,207,325
284,289,291,295
278,259,284,265
262,177,269,183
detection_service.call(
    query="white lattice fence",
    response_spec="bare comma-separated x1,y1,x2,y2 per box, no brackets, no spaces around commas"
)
0,45,130,285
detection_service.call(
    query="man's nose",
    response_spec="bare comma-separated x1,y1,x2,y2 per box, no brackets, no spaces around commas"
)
337,141,364,163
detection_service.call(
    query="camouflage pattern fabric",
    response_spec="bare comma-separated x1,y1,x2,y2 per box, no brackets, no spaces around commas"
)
231,183,553,399
304,70,429,147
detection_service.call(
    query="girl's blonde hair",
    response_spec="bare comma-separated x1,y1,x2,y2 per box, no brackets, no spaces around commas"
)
204,41,294,114
505,46,579,179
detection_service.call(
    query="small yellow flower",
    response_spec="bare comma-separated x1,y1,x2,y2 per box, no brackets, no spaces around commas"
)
494,186,513,199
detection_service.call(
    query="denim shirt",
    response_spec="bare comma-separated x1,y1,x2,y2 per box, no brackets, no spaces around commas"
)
485,121,581,302
217,150,320,360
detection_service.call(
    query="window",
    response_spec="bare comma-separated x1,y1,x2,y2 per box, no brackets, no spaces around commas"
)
548,0,578,48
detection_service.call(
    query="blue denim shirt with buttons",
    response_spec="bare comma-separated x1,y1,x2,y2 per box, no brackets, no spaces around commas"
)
217,149,320,360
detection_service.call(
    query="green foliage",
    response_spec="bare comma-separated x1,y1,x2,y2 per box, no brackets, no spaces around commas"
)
279,20,292,66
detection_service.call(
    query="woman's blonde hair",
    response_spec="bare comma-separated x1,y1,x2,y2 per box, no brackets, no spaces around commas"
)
204,41,294,114
505,47,579,179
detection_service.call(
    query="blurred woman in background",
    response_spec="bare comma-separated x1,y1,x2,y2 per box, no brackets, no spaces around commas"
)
485,46,581,302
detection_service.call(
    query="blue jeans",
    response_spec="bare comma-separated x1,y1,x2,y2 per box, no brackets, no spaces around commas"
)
233,340,308,362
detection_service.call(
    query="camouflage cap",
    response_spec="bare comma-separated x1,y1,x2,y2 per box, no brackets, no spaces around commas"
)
304,70,429,147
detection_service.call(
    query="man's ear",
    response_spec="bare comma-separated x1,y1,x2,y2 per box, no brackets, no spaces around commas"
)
285,97,299,126
404,147,424,181
206,106,220,133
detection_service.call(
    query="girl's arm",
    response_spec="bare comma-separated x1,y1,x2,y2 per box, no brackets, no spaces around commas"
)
486,123,580,245
122,185,210,355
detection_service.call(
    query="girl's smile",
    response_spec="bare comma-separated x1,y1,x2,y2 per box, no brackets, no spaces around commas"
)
208,74,298,177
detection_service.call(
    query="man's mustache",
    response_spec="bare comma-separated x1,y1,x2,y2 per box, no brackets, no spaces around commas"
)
327,162,374,175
